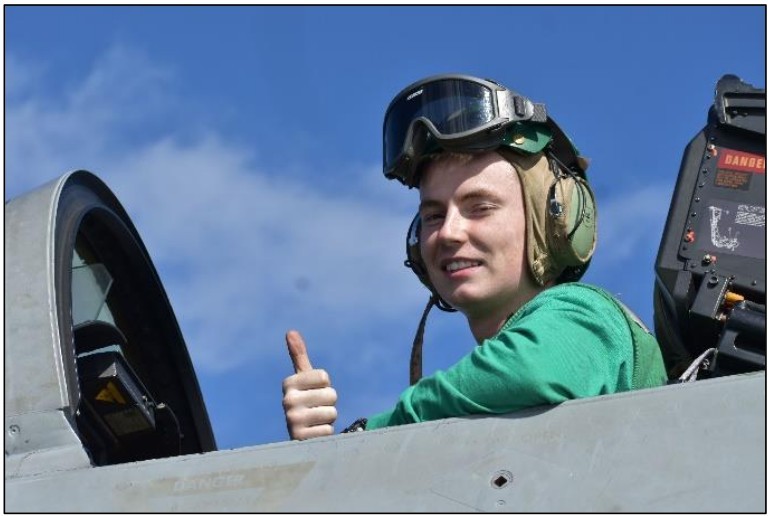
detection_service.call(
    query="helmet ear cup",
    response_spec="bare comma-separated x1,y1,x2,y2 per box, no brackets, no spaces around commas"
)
546,174,597,271
405,214,430,289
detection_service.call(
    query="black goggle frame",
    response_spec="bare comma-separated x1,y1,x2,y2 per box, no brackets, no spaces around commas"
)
383,74,548,187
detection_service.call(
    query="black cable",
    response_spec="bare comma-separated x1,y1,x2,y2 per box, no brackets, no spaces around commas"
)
410,296,437,386
567,180,588,241
154,402,183,456
547,151,588,240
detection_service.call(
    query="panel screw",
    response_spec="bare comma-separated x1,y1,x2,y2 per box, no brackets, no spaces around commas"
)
8,425,20,436
708,276,719,286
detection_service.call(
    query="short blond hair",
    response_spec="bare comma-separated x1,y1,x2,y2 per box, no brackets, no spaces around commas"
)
416,151,484,186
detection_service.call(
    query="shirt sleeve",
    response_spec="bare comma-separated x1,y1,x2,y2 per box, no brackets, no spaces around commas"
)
366,285,632,430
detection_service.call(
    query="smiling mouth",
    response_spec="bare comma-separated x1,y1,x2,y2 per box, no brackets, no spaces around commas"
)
443,260,482,273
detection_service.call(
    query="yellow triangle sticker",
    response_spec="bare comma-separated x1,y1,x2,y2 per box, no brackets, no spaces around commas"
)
95,381,126,404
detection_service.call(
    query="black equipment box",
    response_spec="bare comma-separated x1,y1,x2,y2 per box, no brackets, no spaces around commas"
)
78,350,157,438
654,74,766,376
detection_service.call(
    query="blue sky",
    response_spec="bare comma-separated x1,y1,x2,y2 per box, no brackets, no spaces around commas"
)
5,5,765,450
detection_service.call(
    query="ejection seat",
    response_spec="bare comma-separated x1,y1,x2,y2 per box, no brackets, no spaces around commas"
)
653,75,766,381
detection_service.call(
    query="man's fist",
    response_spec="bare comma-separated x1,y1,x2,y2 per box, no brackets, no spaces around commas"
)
282,330,338,440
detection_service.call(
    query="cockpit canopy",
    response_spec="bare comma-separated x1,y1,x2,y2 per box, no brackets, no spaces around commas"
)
6,171,216,469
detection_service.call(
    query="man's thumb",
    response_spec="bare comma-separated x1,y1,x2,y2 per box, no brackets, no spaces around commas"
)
286,330,313,373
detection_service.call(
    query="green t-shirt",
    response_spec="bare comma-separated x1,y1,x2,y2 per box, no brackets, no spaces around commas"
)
366,283,667,430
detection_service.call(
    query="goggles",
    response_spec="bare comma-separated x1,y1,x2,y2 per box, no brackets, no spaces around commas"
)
383,74,549,187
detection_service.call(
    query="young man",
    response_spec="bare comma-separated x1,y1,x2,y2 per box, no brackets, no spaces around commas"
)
282,75,667,440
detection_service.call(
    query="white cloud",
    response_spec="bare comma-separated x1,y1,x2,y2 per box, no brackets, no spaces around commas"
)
6,46,425,374
595,183,675,263
6,54,45,100
5,44,177,198
107,134,425,371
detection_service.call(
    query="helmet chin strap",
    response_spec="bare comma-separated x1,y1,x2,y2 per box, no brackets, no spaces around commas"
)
410,295,438,385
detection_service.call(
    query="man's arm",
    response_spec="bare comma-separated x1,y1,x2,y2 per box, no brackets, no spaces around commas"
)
367,284,632,430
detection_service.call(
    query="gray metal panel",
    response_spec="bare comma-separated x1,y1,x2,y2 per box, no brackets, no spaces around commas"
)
5,173,73,416
5,173,93,476
5,412,92,479
6,372,765,512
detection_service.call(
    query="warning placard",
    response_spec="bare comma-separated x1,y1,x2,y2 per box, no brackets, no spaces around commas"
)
717,148,766,174
735,204,766,227
697,199,765,260
95,381,127,404
715,169,752,190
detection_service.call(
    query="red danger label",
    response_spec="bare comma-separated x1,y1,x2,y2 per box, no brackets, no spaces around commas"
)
717,149,766,174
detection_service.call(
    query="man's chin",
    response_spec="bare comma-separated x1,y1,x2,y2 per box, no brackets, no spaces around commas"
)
439,289,483,312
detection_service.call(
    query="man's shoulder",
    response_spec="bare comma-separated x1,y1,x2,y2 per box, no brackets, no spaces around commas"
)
511,283,635,336
532,281,618,307
511,282,625,327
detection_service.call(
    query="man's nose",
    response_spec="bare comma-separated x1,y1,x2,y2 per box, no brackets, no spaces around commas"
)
436,208,467,244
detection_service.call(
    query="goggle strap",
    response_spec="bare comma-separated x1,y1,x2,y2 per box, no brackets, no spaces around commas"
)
506,93,547,123
532,103,548,123
545,117,587,176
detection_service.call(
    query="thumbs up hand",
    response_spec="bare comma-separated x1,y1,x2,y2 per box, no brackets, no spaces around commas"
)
282,330,338,440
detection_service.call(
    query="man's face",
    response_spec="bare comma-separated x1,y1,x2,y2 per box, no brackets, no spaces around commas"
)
419,151,530,318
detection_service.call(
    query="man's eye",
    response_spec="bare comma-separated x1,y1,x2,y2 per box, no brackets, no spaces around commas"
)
472,203,496,215
421,213,444,224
